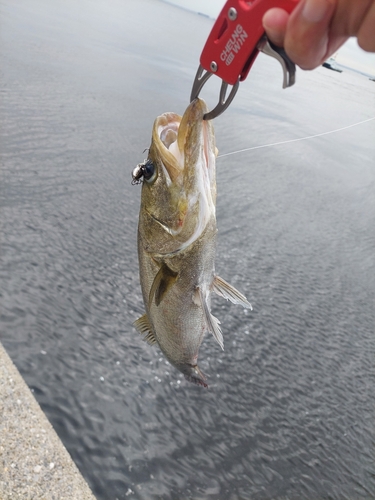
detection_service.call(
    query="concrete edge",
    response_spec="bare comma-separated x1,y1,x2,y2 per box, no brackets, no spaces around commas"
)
0,341,96,500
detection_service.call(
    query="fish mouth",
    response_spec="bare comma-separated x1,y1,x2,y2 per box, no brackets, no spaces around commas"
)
143,99,216,253
152,99,214,185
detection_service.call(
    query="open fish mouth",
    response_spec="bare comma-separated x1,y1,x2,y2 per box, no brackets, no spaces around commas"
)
153,98,215,185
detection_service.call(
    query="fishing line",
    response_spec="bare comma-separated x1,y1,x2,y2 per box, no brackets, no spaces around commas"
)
217,116,375,159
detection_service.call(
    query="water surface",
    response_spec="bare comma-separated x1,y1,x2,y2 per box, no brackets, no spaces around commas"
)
1,0,375,498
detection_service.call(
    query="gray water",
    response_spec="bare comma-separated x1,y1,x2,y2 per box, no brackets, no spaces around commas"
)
1,0,375,498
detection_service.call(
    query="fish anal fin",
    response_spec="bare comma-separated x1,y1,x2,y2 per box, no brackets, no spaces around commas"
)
149,263,178,307
133,313,157,346
213,275,252,310
198,287,224,350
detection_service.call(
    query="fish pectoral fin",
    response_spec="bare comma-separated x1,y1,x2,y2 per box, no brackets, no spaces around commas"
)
213,275,252,310
198,287,224,351
133,313,157,346
149,262,178,307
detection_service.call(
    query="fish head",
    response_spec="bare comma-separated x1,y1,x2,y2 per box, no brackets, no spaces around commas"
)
136,98,217,255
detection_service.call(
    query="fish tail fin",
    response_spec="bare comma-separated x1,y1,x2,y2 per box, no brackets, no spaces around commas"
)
183,364,208,388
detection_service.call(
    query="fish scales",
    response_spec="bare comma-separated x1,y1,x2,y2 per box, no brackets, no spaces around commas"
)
133,98,251,387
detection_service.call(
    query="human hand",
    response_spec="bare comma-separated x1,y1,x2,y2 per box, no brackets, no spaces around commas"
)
262,0,375,70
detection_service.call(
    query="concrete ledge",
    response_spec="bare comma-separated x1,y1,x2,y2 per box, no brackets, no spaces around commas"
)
0,342,96,500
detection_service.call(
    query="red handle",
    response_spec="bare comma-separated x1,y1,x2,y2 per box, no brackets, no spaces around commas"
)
200,0,299,85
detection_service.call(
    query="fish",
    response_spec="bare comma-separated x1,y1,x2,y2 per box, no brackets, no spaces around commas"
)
132,98,252,387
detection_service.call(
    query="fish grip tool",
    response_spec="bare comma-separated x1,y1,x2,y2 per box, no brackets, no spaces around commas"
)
190,0,299,120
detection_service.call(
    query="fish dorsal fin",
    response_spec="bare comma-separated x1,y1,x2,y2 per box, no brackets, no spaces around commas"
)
198,287,224,350
149,263,178,307
133,313,157,345
213,276,252,310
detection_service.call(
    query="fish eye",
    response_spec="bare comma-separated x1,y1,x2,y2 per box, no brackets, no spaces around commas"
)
142,159,156,182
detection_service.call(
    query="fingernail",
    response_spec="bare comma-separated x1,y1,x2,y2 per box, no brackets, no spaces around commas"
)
302,0,331,23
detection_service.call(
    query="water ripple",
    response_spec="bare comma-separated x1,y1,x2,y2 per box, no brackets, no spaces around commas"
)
1,0,374,499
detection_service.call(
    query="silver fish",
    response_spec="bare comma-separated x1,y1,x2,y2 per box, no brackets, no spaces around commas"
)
133,98,251,387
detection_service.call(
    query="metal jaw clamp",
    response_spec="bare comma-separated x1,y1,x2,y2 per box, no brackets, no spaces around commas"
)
190,65,240,122
190,0,299,120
